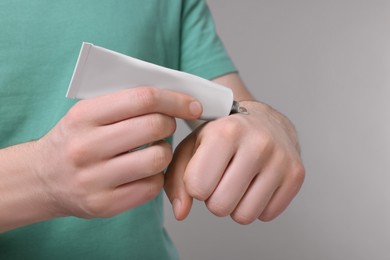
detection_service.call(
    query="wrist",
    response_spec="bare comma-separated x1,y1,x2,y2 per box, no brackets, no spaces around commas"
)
0,141,61,232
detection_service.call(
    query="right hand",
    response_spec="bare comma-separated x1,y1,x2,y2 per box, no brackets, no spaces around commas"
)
34,87,202,219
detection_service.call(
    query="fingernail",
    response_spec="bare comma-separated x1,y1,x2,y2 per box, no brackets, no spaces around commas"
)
172,199,182,219
189,101,202,117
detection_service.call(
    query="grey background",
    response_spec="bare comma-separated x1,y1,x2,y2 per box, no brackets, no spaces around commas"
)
164,1,390,259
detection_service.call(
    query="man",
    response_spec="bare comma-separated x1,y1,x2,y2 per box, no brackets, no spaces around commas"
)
0,1,304,259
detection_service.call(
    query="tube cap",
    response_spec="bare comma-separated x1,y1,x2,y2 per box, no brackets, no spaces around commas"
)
230,100,248,115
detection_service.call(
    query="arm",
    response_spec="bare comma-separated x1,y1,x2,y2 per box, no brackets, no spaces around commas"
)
0,87,202,233
165,72,304,224
0,142,59,232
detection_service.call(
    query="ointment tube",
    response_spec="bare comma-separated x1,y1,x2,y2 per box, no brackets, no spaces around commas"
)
67,43,240,120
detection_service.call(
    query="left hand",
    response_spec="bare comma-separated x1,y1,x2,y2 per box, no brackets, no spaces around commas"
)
164,100,305,224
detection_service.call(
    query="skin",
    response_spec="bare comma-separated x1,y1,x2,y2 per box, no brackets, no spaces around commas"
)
0,72,304,233
0,87,202,232
164,73,305,224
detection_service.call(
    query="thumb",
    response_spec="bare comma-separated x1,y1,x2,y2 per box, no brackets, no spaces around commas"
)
164,137,195,220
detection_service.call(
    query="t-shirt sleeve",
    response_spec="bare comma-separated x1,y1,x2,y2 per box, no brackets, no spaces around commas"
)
180,0,237,80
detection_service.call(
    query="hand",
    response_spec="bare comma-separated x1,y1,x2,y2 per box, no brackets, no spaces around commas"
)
164,100,305,224
30,87,202,219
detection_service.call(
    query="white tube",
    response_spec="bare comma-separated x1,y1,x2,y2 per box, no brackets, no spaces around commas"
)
66,42,235,120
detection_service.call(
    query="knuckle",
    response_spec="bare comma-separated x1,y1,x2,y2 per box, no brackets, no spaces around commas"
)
185,178,210,201
150,114,176,139
65,139,89,166
63,103,84,129
69,180,109,218
231,211,257,225
145,114,170,139
259,210,277,222
254,132,274,156
134,87,158,111
217,118,242,139
151,144,172,172
145,174,164,200
81,196,111,218
65,171,117,219
289,161,306,188
165,117,177,135
68,175,108,217
206,200,232,217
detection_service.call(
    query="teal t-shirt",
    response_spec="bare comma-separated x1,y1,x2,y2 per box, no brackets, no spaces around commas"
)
0,1,236,259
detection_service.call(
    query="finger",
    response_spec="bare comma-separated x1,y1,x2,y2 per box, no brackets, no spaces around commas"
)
183,133,237,201
164,137,195,220
204,149,260,217
87,113,176,158
91,140,172,188
230,162,284,225
107,173,164,217
75,87,202,125
258,163,305,221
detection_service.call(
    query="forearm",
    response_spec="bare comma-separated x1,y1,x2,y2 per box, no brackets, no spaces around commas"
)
0,141,57,233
